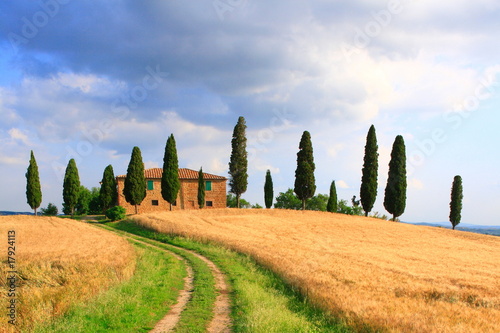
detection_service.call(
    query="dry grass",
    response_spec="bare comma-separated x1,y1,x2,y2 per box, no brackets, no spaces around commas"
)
0,216,136,333
132,208,500,332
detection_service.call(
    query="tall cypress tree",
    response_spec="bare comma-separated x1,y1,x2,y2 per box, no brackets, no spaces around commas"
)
326,180,338,213
294,131,316,210
228,116,248,208
26,150,42,215
198,167,205,209
63,158,80,217
123,146,146,214
449,175,463,230
383,135,407,221
360,125,378,217
264,169,273,209
162,134,180,211
99,164,117,213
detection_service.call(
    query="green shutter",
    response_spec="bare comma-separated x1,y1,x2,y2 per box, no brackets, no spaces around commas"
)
147,180,154,190
205,181,212,191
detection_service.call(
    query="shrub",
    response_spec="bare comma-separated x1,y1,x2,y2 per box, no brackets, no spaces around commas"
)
41,203,58,216
106,206,126,221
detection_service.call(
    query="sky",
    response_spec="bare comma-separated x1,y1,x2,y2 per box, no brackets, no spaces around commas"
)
1,0,499,225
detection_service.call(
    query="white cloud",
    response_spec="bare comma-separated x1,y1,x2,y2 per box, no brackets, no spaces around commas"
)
336,180,350,189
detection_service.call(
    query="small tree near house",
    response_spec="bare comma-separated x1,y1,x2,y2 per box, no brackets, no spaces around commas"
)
162,134,180,211
123,146,146,214
198,167,205,209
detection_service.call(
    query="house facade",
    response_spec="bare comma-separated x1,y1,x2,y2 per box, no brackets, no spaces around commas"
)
116,168,227,214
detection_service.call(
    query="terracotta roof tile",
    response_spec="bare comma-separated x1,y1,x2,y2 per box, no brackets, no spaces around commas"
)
117,168,227,180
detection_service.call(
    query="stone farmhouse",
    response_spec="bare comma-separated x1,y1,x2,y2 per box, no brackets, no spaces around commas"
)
116,168,227,214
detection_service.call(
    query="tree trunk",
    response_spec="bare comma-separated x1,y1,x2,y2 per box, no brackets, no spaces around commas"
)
236,195,240,209
170,203,172,211
134,204,138,214
452,225,455,230
392,214,396,222
34,208,37,216
302,199,306,210
365,211,368,217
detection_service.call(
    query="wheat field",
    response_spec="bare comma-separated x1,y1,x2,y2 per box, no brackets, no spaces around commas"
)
0,216,136,333
132,208,500,332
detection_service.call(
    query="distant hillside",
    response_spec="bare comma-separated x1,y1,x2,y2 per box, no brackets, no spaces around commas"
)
403,221,500,236
0,211,34,216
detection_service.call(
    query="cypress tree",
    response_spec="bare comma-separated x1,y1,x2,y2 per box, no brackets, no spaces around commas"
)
449,175,463,230
161,134,180,211
326,180,338,213
63,158,80,217
228,116,248,208
264,169,273,209
360,125,378,217
99,164,117,212
26,150,42,215
123,146,146,214
198,167,205,209
383,135,407,221
294,131,316,210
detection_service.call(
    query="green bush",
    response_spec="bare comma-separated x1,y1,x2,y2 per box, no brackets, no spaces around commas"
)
105,206,126,221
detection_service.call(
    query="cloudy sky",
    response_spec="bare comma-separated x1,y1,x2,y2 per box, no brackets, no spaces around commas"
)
1,0,499,225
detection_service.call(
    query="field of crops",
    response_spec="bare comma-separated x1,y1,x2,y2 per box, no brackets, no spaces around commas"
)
0,216,136,332
133,208,500,332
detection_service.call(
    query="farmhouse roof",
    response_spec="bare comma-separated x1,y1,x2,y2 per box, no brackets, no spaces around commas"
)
116,168,227,180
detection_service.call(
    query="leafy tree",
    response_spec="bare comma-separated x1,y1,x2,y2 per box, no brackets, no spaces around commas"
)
228,116,248,208
326,180,338,213
264,169,273,208
274,189,302,210
75,186,91,215
63,159,80,217
252,203,263,209
99,165,117,212
26,150,42,215
449,175,463,230
198,167,205,209
41,203,58,216
383,135,407,221
106,206,126,221
338,199,364,216
88,187,102,215
227,193,251,208
161,134,180,211
360,125,378,217
123,146,146,214
308,194,328,211
294,131,316,210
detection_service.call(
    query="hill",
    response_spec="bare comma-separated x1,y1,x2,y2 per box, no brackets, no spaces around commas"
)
132,209,500,333
0,216,136,332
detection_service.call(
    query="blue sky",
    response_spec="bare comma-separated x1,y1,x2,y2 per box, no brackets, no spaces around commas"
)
1,0,499,225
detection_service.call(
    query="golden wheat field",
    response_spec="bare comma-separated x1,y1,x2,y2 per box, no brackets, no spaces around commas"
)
0,216,136,333
133,208,500,333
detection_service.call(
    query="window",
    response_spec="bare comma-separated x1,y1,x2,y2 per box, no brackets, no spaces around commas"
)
152,200,159,206
147,180,154,190
206,201,213,207
205,181,212,191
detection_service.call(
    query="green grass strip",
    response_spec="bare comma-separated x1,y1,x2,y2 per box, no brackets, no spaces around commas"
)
102,221,217,333
111,220,353,333
32,240,185,333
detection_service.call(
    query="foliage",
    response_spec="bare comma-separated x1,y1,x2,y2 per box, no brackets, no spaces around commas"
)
275,189,329,212
88,187,102,214
370,211,390,220
338,199,364,216
294,131,316,210
161,134,180,210
228,116,248,208
360,125,378,217
198,167,205,209
227,193,251,208
99,165,117,213
383,135,407,221
326,180,338,213
75,186,91,215
63,159,81,217
264,169,274,208
252,203,263,209
449,175,463,230
123,146,146,214
41,203,58,216
105,206,127,221
26,150,42,215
